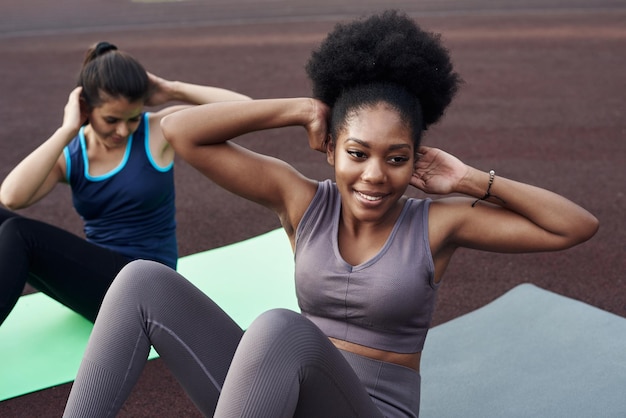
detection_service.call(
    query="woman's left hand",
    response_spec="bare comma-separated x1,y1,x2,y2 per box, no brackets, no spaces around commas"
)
410,146,470,195
145,72,174,107
305,99,331,153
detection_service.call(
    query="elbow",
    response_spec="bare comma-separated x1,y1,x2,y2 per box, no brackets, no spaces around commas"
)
161,114,188,156
0,188,24,211
161,112,214,161
565,213,600,248
160,114,178,147
580,213,600,243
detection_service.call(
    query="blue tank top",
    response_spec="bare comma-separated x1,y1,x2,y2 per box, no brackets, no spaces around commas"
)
64,113,177,269
295,180,438,353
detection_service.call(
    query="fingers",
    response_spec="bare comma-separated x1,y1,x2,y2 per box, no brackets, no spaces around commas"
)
65,87,83,112
69,86,83,97
416,145,434,156
147,72,160,82
63,87,89,129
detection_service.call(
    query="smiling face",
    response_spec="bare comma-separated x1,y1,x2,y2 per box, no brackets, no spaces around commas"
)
327,102,415,226
86,94,144,149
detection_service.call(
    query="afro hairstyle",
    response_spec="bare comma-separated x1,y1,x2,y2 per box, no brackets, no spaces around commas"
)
306,10,461,130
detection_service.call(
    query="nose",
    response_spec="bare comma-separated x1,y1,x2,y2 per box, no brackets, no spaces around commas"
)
361,158,386,183
116,123,130,137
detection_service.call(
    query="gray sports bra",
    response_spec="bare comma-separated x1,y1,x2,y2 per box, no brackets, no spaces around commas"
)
295,180,439,353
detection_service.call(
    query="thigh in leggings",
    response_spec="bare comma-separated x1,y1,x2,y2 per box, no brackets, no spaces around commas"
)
66,260,417,417
0,209,130,323
341,350,421,418
216,309,390,418
64,260,244,418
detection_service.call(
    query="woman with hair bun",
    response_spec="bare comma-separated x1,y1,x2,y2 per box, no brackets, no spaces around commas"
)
64,12,597,417
0,42,250,325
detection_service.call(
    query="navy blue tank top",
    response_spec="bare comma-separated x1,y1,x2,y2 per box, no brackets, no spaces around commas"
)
64,113,177,269
295,180,438,353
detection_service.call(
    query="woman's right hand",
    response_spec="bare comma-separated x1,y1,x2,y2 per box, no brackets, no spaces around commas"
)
305,99,330,153
0,87,85,208
61,87,88,138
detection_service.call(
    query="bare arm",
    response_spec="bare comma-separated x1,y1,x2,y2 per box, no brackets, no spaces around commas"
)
0,87,85,209
161,98,328,234
146,73,253,164
413,146,599,256
145,72,251,110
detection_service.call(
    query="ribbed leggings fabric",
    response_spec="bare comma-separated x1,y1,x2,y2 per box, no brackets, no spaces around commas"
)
63,260,421,417
0,208,130,324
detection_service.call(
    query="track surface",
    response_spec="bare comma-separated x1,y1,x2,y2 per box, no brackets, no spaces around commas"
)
1,1,625,416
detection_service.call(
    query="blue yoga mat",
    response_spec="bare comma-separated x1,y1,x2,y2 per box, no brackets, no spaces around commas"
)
420,284,626,417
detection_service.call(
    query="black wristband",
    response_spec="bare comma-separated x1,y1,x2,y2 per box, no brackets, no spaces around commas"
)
472,170,496,207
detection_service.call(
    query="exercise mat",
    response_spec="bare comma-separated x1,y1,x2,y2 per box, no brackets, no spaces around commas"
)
420,283,626,417
0,228,297,401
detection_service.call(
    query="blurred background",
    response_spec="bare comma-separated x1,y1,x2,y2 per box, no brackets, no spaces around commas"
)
1,1,624,416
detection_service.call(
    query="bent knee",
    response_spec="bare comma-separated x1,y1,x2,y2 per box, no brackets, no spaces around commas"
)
252,308,302,328
107,259,177,299
240,309,331,365
248,309,320,340
0,217,30,241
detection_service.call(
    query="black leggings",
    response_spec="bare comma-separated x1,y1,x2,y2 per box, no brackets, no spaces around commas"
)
0,208,131,324
64,260,420,417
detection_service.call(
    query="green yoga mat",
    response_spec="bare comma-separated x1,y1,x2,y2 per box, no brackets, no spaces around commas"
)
0,228,297,401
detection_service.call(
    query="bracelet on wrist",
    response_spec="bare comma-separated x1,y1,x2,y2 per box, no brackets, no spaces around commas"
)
472,169,504,207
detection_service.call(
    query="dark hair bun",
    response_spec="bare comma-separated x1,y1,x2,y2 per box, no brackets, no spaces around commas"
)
82,42,119,67
306,10,460,128
94,41,118,57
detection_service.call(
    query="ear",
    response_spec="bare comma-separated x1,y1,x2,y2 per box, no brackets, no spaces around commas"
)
326,136,335,166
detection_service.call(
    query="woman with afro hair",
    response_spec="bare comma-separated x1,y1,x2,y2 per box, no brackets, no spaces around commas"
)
64,10,597,417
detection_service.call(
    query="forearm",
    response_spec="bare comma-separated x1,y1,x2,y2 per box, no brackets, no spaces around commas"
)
162,98,313,152
0,126,73,208
163,80,251,105
459,167,599,244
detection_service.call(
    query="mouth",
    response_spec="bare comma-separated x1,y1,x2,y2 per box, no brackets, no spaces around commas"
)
355,190,387,203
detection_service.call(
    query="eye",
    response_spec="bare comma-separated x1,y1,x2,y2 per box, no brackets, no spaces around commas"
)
347,149,367,159
128,116,141,123
104,117,118,124
388,155,410,165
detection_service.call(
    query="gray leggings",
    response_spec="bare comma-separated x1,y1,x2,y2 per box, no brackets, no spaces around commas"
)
63,260,420,417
